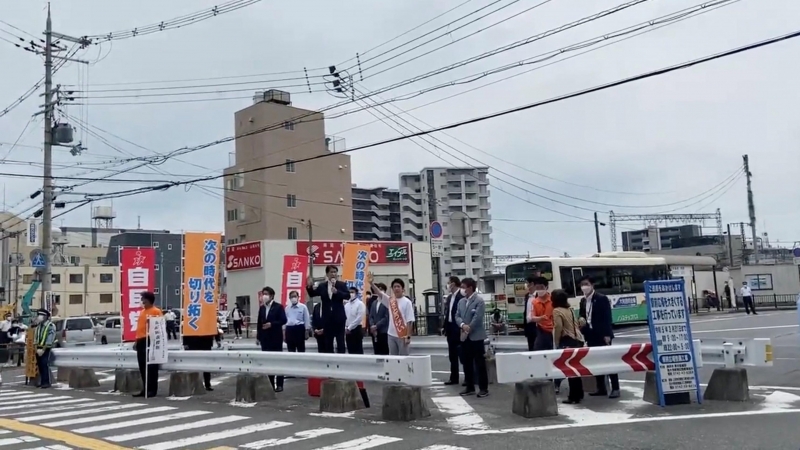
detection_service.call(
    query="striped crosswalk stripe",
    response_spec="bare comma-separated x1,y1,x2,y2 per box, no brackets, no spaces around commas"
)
106,415,250,442
17,403,143,422
43,406,178,427
241,428,343,449
138,421,293,450
71,410,210,434
1,400,115,417
310,435,404,450
0,435,39,446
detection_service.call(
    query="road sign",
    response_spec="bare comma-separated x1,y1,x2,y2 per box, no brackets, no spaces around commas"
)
429,221,444,257
31,251,45,268
645,279,701,407
793,247,800,265
26,220,38,246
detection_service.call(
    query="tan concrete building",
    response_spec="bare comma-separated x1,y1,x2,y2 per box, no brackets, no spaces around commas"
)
17,265,120,317
223,90,353,245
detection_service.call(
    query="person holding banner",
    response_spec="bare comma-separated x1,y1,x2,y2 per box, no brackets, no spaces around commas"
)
134,292,163,398
369,275,415,356
306,265,349,354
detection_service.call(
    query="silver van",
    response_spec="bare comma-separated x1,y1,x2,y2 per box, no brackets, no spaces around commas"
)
99,316,122,345
53,316,97,347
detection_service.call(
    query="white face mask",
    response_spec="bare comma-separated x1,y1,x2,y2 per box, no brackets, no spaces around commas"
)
263,295,272,303
459,288,466,296
290,297,298,305
581,285,593,295
535,289,547,297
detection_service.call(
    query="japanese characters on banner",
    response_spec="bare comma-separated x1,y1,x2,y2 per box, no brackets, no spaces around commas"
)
182,232,222,336
280,255,308,307
341,243,371,302
146,315,168,365
120,247,156,342
645,279,702,406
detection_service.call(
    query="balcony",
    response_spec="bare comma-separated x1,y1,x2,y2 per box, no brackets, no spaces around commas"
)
371,205,390,217
370,194,390,206
373,228,391,239
372,216,390,228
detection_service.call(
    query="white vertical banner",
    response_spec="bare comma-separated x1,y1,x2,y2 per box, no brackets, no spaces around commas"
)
146,316,168,365
26,220,39,246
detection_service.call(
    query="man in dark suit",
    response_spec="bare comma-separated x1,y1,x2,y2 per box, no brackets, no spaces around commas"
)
578,276,620,399
311,301,325,352
306,265,350,354
367,284,390,355
441,276,464,385
256,286,288,392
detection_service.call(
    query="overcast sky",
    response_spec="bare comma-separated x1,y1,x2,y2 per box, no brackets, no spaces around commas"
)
1,0,798,257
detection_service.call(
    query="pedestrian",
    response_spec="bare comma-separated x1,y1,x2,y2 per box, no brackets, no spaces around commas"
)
229,304,245,340
257,286,287,392
528,275,561,393
456,277,489,398
723,281,733,309
311,301,325,352
740,281,757,315
522,275,539,351
32,309,55,389
344,287,365,355
367,285,390,355
164,309,177,340
0,313,12,346
369,276,414,355
578,276,620,398
490,308,507,335
284,291,310,353
306,266,349,353
441,276,464,385
552,289,585,404
134,292,162,398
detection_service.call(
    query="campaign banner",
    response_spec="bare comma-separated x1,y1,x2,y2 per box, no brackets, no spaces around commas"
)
146,315,168,365
280,255,308,307
182,232,222,336
341,243,371,301
296,241,409,265
120,247,156,342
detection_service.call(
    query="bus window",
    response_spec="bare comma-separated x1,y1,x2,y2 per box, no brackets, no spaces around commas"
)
505,262,553,284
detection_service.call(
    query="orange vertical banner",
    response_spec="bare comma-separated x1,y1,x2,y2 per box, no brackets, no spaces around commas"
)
341,243,371,302
182,232,222,336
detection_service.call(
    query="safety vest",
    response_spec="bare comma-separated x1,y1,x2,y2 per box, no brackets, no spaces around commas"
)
35,321,54,348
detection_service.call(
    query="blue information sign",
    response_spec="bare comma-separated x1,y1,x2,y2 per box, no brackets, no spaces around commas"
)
31,252,46,268
429,221,443,239
645,279,702,406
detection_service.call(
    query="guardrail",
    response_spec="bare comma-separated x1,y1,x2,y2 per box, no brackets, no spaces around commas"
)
51,349,433,387
698,338,773,368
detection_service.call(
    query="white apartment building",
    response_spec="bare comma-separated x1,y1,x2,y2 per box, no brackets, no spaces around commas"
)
399,167,493,281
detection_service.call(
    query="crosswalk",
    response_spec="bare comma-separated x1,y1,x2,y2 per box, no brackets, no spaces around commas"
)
0,388,470,450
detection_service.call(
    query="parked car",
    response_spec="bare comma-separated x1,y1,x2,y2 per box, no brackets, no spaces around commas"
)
99,316,123,345
52,316,97,347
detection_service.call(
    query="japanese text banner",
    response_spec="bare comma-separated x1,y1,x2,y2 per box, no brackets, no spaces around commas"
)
182,232,222,336
281,255,308,307
120,247,156,342
341,243,371,302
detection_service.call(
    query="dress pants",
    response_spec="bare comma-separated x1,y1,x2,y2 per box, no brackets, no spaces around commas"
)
35,349,52,387
135,338,159,395
460,339,488,392
260,338,284,389
323,325,346,354
345,326,364,354
587,336,620,393
445,329,461,382
371,332,389,355
184,336,213,388
285,325,307,353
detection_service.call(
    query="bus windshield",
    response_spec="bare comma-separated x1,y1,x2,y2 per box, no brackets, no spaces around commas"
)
505,262,553,284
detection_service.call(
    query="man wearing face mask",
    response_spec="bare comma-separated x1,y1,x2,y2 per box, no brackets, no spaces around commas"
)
578,276,619,398
441,276,464,385
32,309,56,389
306,265,350,353
344,287,366,354
529,276,554,352
257,286,288,392
284,290,310,354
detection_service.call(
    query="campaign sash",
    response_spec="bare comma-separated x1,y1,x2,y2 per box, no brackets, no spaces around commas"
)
389,296,408,338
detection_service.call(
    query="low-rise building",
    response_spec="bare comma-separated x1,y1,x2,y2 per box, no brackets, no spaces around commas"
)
17,265,120,317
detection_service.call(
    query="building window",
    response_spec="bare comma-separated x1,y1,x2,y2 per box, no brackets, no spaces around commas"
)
69,256,80,265
226,209,239,222
69,274,83,284
22,274,33,284
286,194,297,208
99,273,113,283
283,121,295,131
99,293,113,304
51,274,61,284
96,256,107,264
285,159,295,173
68,294,83,305
154,288,160,294
287,227,298,240
239,234,246,242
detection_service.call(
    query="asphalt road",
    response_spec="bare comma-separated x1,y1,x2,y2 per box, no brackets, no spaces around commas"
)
0,310,797,449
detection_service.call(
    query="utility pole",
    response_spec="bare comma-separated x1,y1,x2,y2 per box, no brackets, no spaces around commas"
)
14,232,20,307
594,212,602,253
726,223,735,267
739,222,746,262
41,7,54,300
742,155,758,263
306,219,314,279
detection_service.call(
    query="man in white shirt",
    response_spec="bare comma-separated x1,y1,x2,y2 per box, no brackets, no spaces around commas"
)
284,291,311,353
344,287,366,354
739,282,757,315
370,277,415,356
163,310,177,340
229,305,246,340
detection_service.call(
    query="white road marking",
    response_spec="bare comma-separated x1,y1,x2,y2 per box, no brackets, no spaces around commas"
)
0,392,51,400
17,403,144,421
0,435,39,446
72,410,211,434
19,446,72,450
0,396,70,410
418,446,470,450
431,396,490,432
0,431,8,435
241,428,342,449
0,399,95,413
309,435,403,450
106,415,249,442
0,400,115,417
43,406,178,427
139,421,292,450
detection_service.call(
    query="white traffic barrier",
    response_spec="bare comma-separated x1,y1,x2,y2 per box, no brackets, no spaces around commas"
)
698,338,773,368
51,349,433,387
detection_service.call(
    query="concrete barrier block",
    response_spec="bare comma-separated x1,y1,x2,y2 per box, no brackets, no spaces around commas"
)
319,379,362,413
168,372,206,397
643,370,692,405
486,357,497,385
68,368,100,389
703,367,750,402
235,374,276,403
512,380,558,418
113,369,143,394
382,385,431,421
56,367,72,383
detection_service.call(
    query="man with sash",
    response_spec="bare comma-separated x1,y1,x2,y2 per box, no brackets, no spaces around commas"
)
368,274,415,355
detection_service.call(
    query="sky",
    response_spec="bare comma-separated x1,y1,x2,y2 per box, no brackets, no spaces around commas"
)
1,0,798,258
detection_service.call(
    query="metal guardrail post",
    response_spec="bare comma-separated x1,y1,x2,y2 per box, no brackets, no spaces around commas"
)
722,342,735,368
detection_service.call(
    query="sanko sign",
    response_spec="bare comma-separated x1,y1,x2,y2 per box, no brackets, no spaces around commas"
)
296,241,410,265
225,241,262,271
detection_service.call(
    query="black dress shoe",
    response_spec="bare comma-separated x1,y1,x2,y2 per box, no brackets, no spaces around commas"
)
275,387,284,393
589,391,608,397
563,399,581,404
459,389,475,396
205,385,214,391
146,392,157,398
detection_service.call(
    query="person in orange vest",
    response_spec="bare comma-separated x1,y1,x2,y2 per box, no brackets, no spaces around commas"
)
134,291,163,398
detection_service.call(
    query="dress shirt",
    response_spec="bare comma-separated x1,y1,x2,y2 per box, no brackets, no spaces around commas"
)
285,303,311,329
585,291,594,328
344,298,365,331
740,285,752,297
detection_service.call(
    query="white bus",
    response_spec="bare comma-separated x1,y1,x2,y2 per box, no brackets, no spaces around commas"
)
503,252,718,326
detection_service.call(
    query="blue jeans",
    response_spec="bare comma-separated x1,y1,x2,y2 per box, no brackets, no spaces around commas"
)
36,348,51,386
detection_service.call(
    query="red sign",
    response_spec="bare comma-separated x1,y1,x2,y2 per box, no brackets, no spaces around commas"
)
280,254,308,307
119,247,156,342
225,241,262,271
296,241,410,265
552,347,592,378
621,343,655,372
